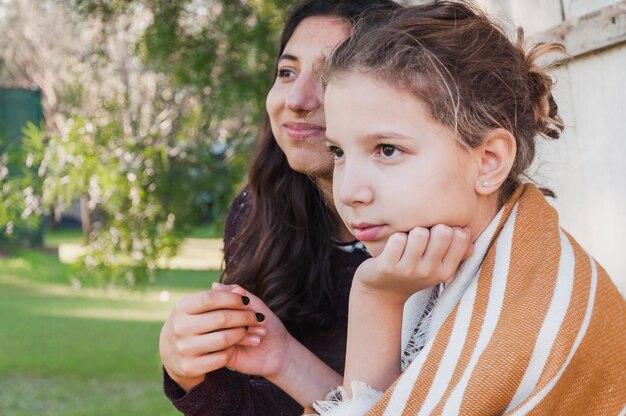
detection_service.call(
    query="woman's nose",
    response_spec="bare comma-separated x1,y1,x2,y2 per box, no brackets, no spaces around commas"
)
285,72,322,114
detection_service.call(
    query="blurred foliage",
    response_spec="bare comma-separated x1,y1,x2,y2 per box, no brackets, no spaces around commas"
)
134,0,293,213
85,0,294,199
0,0,291,285
0,124,46,242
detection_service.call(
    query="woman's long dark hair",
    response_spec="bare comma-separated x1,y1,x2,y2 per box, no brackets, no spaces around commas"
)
222,0,400,331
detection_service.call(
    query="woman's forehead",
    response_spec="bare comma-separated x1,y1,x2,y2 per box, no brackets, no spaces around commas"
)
283,16,349,58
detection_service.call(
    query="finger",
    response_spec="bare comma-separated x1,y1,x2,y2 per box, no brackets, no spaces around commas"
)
177,290,251,315
236,334,262,347
212,282,239,292
396,227,429,271
420,224,454,275
213,283,252,307
178,327,247,356
461,228,474,259
179,348,234,378
441,228,472,278
377,232,408,271
225,285,271,316
228,285,247,297
178,309,265,335
247,325,267,337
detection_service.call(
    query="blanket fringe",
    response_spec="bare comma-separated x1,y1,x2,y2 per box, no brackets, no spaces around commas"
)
401,285,439,370
309,381,383,415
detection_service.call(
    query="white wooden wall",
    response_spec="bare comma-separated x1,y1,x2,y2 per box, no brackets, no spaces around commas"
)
409,0,626,295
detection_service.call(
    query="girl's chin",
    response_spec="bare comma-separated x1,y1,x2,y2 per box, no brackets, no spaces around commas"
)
363,241,385,257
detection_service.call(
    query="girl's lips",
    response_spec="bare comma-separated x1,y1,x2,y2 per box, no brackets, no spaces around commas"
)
351,224,384,241
284,122,325,140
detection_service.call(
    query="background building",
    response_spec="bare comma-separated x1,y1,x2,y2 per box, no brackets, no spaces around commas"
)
410,0,626,294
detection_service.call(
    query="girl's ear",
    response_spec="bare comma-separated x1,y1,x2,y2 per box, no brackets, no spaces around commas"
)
473,129,516,196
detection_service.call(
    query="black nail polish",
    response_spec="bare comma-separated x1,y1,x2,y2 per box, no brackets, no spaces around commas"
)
255,312,265,322
242,296,250,305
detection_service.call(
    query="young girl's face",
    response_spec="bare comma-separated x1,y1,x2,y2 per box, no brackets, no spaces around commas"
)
325,74,483,256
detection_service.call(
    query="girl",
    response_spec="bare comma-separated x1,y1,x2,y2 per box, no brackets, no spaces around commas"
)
312,1,626,414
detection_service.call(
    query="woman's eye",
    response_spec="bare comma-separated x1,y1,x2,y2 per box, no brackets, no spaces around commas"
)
328,146,344,159
379,144,401,158
277,68,296,79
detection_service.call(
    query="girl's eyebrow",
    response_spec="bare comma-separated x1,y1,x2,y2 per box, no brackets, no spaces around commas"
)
278,53,298,63
365,133,414,141
325,133,414,145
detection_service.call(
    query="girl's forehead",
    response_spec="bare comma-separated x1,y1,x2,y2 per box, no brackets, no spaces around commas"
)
325,73,465,149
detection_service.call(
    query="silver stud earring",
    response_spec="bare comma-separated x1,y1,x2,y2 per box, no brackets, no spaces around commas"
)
481,180,490,188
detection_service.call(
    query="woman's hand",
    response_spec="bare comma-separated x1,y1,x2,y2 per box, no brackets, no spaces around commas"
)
210,283,293,380
354,224,473,306
216,284,342,406
160,283,341,405
159,284,283,392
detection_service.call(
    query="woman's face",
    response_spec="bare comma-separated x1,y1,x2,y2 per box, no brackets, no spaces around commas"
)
266,16,349,175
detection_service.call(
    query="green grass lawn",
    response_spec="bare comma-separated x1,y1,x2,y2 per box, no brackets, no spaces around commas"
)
185,223,222,239
43,228,85,248
0,247,220,415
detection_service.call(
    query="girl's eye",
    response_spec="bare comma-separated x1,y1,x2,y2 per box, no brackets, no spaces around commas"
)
327,146,344,159
277,68,296,79
379,144,401,159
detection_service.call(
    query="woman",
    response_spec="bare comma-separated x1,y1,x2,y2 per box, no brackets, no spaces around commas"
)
159,1,400,415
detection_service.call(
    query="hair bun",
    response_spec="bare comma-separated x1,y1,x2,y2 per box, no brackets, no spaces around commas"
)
518,28,565,140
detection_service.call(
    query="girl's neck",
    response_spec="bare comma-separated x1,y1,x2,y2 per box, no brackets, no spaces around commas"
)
469,194,501,244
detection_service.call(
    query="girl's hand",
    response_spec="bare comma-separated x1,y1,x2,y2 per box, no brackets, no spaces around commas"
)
342,225,472,392
159,284,279,392
354,224,472,306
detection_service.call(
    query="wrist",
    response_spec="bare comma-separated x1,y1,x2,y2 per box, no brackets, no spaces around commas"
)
268,335,341,406
171,371,206,393
344,283,404,393
266,333,298,385
350,279,409,308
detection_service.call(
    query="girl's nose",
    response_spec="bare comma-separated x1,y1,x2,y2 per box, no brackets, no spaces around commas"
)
285,72,322,115
335,162,374,207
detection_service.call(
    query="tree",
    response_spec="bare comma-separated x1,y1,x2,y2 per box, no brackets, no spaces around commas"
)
80,0,293,203
0,0,288,285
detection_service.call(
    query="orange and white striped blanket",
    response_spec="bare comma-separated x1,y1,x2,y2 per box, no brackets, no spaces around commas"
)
311,184,626,415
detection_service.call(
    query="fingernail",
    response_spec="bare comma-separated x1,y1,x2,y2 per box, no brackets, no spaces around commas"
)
255,312,265,322
242,296,250,305
250,326,267,336
248,335,261,345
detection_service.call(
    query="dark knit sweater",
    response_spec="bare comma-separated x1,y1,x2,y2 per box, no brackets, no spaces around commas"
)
163,190,369,415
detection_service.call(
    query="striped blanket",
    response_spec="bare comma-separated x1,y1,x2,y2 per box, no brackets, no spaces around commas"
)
313,184,626,415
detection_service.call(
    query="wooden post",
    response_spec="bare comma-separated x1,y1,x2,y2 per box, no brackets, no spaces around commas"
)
80,195,91,241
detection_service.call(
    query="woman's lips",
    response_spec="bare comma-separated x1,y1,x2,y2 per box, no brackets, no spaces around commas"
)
351,223,384,241
284,122,325,140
